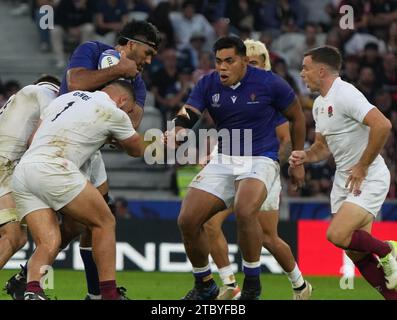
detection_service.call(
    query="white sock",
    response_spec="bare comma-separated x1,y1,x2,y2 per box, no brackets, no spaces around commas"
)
286,264,305,289
192,264,211,274
218,265,236,286
342,252,355,278
242,260,261,269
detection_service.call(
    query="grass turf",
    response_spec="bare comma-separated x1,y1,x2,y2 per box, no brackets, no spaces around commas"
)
0,270,382,300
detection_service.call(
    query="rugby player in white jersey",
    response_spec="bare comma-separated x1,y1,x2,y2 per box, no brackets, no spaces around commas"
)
12,80,144,300
0,76,59,274
290,45,397,299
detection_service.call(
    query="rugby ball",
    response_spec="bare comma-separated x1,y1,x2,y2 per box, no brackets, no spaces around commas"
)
98,49,121,69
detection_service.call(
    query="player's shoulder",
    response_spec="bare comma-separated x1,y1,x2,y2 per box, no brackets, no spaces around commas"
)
249,67,289,91
331,78,364,107
196,70,219,87
334,77,358,94
75,41,113,55
18,84,50,98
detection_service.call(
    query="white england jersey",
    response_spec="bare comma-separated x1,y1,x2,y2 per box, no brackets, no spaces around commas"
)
20,90,135,169
0,83,58,161
312,77,383,172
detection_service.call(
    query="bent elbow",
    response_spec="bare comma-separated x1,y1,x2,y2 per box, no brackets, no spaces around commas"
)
128,145,145,158
67,78,79,92
384,119,392,131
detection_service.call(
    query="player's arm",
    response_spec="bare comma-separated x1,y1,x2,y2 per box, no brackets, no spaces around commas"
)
345,107,392,192
117,132,145,157
275,122,291,164
128,76,146,130
163,105,202,148
129,104,143,129
27,119,42,147
289,133,331,166
67,51,138,92
282,98,305,151
359,107,391,168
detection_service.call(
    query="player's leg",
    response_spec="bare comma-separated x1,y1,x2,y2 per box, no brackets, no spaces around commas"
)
234,178,267,300
327,202,397,290
178,187,226,299
79,153,112,299
78,180,109,300
204,207,241,299
24,208,60,300
345,221,397,300
258,210,311,299
0,193,27,269
60,181,122,300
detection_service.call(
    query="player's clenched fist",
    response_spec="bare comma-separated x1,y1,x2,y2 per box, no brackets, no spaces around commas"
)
115,51,139,78
289,150,307,168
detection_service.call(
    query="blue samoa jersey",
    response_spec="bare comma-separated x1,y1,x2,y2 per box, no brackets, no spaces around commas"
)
186,65,293,160
59,41,146,107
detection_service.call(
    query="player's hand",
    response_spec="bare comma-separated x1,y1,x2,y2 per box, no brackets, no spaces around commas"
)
115,51,139,78
289,150,307,168
345,163,368,195
161,128,187,149
288,165,305,191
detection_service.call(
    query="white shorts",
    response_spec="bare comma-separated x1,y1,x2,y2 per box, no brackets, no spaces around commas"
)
0,156,17,198
260,174,281,211
330,163,390,216
80,151,107,188
190,154,279,207
12,160,87,221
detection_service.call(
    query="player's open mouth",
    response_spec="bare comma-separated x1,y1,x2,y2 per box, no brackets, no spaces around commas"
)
220,74,229,81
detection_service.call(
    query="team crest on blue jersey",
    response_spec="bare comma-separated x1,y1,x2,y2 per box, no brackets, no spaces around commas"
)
328,105,333,117
211,93,221,107
250,93,256,101
231,95,237,104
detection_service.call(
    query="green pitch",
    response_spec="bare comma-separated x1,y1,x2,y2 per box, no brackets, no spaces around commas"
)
0,270,383,300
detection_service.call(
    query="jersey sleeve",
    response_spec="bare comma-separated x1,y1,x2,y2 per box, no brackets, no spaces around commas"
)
312,99,320,133
108,109,136,141
341,84,375,123
270,73,296,113
275,112,287,127
68,42,99,70
133,75,146,108
186,77,207,112
37,89,57,119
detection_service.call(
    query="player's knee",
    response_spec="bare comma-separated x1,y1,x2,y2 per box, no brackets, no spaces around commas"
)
234,205,256,222
203,220,221,240
101,212,116,230
89,208,116,230
16,228,28,251
2,223,27,252
39,236,62,259
177,215,198,235
326,228,347,248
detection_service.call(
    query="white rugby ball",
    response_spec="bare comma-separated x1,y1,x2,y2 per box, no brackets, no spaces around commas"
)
98,49,121,69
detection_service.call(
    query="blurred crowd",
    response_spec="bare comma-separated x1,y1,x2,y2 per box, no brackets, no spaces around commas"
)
2,0,397,199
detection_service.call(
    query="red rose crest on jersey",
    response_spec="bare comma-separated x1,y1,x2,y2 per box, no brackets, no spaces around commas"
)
328,106,333,117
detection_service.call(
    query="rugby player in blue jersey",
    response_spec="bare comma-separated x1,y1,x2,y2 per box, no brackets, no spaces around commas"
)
166,36,306,300
205,39,311,301
5,20,161,300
